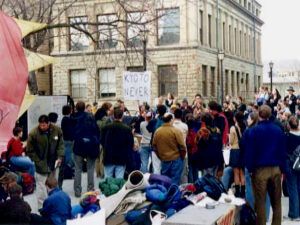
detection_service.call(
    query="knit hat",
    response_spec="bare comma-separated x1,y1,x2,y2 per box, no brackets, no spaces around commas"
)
146,184,168,204
80,191,99,208
149,174,172,189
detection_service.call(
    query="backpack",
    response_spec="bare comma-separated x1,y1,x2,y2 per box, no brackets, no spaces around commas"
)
240,203,256,225
194,174,226,201
20,172,35,195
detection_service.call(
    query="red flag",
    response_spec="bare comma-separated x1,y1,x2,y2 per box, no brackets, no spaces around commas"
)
0,11,28,151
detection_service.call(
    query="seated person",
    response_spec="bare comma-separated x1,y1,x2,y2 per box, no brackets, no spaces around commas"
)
0,171,18,202
7,127,35,176
0,183,31,224
39,176,71,225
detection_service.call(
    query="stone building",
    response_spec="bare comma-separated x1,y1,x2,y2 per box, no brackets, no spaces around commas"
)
264,71,300,96
51,0,263,106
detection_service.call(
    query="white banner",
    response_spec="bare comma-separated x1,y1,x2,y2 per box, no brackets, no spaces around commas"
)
27,96,67,133
123,71,151,103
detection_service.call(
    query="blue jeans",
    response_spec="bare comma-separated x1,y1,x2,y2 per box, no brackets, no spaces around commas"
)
286,160,300,219
139,144,152,173
245,168,270,220
188,163,199,183
221,167,234,191
64,140,74,168
104,164,126,179
161,158,183,185
10,156,35,176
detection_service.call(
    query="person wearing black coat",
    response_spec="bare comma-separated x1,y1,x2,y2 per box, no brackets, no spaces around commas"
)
0,184,32,225
285,116,300,220
73,101,100,197
100,107,134,179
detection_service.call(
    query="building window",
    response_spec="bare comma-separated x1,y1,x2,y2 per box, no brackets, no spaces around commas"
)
127,66,144,72
225,69,229,95
211,67,216,97
127,12,146,48
244,0,247,7
239,30,242,55
237,72,240,95
98,14,118,49
69,17,89,51
248,2,251,10
222,22,225,50
246,73,249,93
98,68,116,97
202,65,207,97
208,14,212,47
244,33,247,57
234,28,237,54
70,70,87,98
157,8,180,45
158,65,178,96
231,71,235,96
257,75,261,89
229,25,232,53
199,10,203,45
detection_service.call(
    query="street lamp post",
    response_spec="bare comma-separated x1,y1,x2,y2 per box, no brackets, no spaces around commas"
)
143,38,147,71
269,61,274,92
218,51,225,104
140,29,149,71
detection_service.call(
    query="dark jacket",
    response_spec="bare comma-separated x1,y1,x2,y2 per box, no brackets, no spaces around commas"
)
284,94,297,114
193,127,224,170
73,111,100,158
244,120,286,173
286,132,300,158
101,121,134,166
40,188,71,225
61,116,75,141
0,196,31,224
27,124,64,174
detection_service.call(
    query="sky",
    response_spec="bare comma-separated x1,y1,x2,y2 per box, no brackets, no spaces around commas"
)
260,0,300,61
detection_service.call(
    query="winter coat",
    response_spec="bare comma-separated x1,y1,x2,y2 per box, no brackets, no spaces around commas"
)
100,121,134,166
73,111,100,159
27,124,64,174
244,120,286,173
192,126,224,170
0,196,31,224
40,188,71,225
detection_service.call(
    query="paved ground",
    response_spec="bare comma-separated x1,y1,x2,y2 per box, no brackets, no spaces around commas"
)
24,173,298,225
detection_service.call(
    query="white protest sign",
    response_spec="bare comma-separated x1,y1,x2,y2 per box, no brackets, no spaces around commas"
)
123,71,151,103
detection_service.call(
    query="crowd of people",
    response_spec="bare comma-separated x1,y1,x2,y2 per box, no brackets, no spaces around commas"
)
1,86,300,225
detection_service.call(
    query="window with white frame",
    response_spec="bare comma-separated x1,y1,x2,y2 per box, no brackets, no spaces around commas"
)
69,17,89,51
157,8,180,45
98,14,118,49
70,70,87,98
99,69,116,97
127,12,146,47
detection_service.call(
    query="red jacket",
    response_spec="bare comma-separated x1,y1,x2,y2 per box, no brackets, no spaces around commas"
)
219,113,229,145
7,138,23,158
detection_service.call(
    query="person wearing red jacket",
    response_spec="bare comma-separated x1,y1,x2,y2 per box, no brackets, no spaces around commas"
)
7,127,35,176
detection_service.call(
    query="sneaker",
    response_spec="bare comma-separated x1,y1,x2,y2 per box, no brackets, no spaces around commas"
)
283,216,300,221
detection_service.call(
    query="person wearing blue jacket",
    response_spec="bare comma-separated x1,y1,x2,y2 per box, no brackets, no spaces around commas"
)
245,105,286,225
39,176,71,225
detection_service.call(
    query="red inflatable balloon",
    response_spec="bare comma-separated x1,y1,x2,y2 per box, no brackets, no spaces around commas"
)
0,11,28,151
